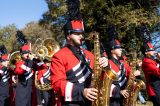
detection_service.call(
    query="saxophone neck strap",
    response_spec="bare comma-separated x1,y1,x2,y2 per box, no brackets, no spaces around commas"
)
111,57,126,76
67,45,93,73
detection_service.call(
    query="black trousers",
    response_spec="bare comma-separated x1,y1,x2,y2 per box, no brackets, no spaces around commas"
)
150,96,160,106
0,96,10,106
36,89,42,105
15,78,32,106
0,82,10,106
110,97,123,106
41,90,52,106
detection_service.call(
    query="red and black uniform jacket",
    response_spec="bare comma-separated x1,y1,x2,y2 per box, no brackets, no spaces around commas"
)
0,65,10,99
37,63,51,84
15,59,34,81
142,57,160,97
0,65,10,83
50,46,94,105
109,57,131,98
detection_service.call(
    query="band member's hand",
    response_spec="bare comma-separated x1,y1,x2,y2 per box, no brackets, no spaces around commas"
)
12,75,18,84
83,88,98,101
99,57,108,68
134,70,141,77
138,61,142,67
157,53,160,59
120,90,129,98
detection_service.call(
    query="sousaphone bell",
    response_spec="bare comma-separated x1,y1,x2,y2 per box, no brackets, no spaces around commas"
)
43,38,60,58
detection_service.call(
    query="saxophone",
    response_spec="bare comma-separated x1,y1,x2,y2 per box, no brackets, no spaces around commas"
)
90,32,117,106
123,59,145,106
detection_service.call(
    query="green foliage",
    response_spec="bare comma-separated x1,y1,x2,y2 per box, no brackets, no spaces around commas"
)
40,0,160,57
0,24,17,52
0,22,55,54
23,22,54,43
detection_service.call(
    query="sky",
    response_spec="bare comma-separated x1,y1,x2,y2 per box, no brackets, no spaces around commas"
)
0,0,48,29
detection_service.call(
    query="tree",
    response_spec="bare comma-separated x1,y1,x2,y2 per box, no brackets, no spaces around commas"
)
40,0,160,57
0,24,17,52
151,23,160,52
22,21,54,43
39,0,66,46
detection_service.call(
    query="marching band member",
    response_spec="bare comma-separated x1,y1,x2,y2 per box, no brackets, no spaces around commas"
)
37,58,51,87
14,42,34,106
107,38,131,106
50,22,108,106
107,25,140,106
37,57,54,106
14,31,35,106
0,45,11,106
50,0,108,106
141,42,160,106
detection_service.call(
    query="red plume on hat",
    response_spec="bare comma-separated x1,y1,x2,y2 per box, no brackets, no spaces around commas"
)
138,25,154,54
16,30,31,54
63,0,84,36
20,43,31,54
0,45,9,62
1,54,10,61
108,24,121,50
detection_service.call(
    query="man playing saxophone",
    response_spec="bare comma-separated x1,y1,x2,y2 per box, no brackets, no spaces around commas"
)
50,24,108,106
50,1,108,106
107,38,129,106
107,25,140,106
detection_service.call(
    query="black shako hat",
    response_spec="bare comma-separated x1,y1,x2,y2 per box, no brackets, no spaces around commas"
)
63,20,84,36
138,25,154,54
63,0,84,37
16,30,31,54
141,42,154,55
0,45,9,62
109,39,121,50
108,24,121,50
